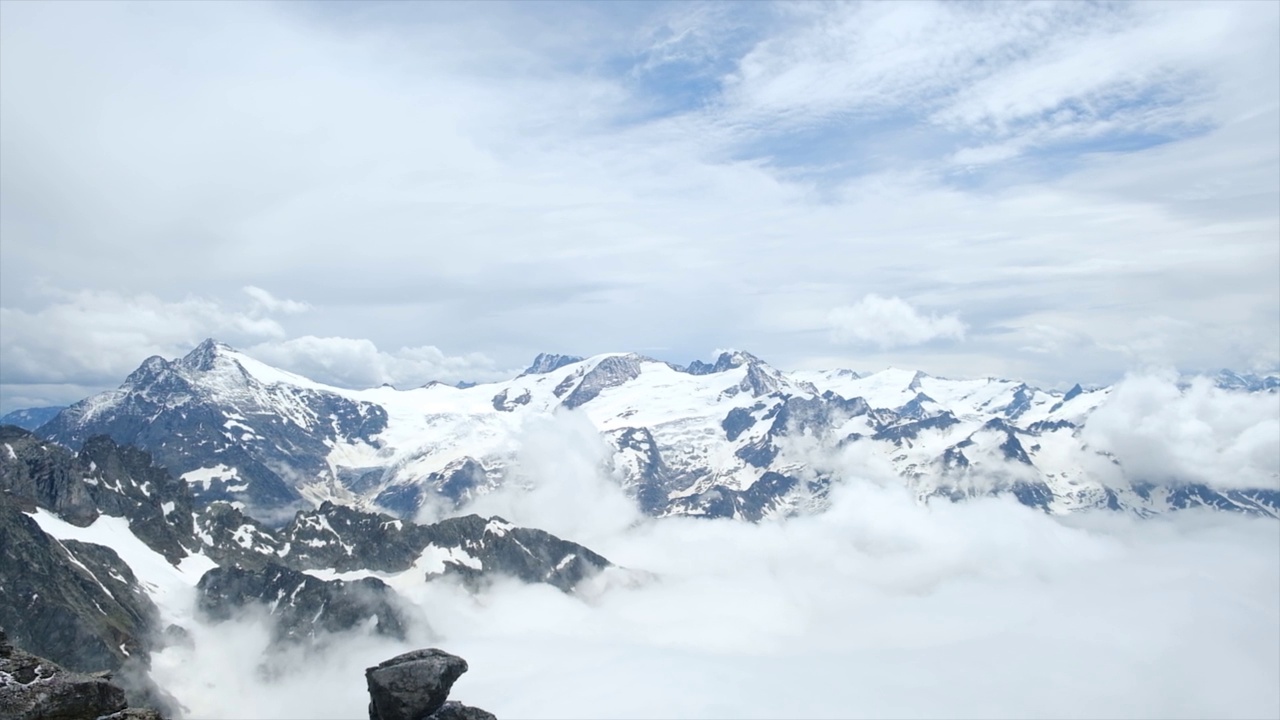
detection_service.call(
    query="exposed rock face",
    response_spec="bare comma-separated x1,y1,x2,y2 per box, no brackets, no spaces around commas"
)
519,353,583,377
366,648,494,720
561,355,644,409
197,563,408,644
0,492,157,674
0,426,199,563
426,514,610,592
0,628,162,720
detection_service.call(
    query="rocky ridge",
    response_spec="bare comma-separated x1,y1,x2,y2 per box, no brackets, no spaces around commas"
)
0,425,611,713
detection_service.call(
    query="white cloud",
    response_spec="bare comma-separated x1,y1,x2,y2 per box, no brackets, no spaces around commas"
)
243,286,310,315
244,336,507,389
1082,371,1280,490
828,294,966,349
462,410,644,547
0,289,287,388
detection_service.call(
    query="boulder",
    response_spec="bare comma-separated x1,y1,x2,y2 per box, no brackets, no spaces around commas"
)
366,648,470,720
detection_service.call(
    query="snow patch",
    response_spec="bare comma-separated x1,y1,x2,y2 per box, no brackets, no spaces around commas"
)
181,464,240,489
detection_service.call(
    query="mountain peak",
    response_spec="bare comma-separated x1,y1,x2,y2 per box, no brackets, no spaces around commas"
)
178,338,235,372
521,353,584,376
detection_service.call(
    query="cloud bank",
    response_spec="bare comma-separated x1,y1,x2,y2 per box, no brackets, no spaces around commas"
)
828,294,967,349
151,480,1280,719
1082,371,1280,490
146,411,1280,719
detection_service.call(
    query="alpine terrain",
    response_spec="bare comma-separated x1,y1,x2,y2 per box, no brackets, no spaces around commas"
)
25,338,1280,522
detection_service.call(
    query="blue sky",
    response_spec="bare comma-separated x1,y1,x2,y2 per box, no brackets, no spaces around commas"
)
0,0,1277,411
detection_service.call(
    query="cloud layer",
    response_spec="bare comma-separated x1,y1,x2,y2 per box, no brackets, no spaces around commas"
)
1082,372,1280,490
149,433,1280,719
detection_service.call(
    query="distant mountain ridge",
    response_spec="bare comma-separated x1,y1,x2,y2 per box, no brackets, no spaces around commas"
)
0,406,64,431
26,339,1280,522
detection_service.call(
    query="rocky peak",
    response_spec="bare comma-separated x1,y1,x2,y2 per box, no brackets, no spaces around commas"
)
713,349,764,373
521,352,584,376
176,338,233,373
561,354,644,409
122,356,172,387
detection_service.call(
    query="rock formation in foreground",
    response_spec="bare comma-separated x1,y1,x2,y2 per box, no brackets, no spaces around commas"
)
0,628,163,720
366,648,495,720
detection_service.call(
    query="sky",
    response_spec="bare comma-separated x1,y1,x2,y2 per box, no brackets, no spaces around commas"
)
1,0,1278,413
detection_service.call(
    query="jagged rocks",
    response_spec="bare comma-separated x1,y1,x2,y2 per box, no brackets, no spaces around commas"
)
0,628,162,720
520,353,583,377
366,648,494,720
0,426,200,563
196,563,408,644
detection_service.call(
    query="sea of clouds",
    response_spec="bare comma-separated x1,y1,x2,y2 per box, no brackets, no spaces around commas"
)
150,373,1280,719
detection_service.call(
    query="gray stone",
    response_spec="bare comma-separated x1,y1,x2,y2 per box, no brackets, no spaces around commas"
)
0,628,128,720
366,649,469,720
428,701,497,720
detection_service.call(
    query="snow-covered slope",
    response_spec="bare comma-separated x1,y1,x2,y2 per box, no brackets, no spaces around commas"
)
34,340,1280,521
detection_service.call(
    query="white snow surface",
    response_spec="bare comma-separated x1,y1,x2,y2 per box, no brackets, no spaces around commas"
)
181,465,240,489
31,509,217,625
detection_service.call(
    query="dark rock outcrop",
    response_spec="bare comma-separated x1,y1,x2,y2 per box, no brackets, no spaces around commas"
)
366,648,493,720
0,628,163,720
0,426,199,563
196,563,408,644
519,353,583,377
0,492,157,674
561,355,643,409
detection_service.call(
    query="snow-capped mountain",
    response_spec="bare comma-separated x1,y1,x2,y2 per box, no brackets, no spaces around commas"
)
31,339,1280,522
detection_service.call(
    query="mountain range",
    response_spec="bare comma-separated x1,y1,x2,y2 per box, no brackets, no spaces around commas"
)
18,338,1280,522
2,338,1276,716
